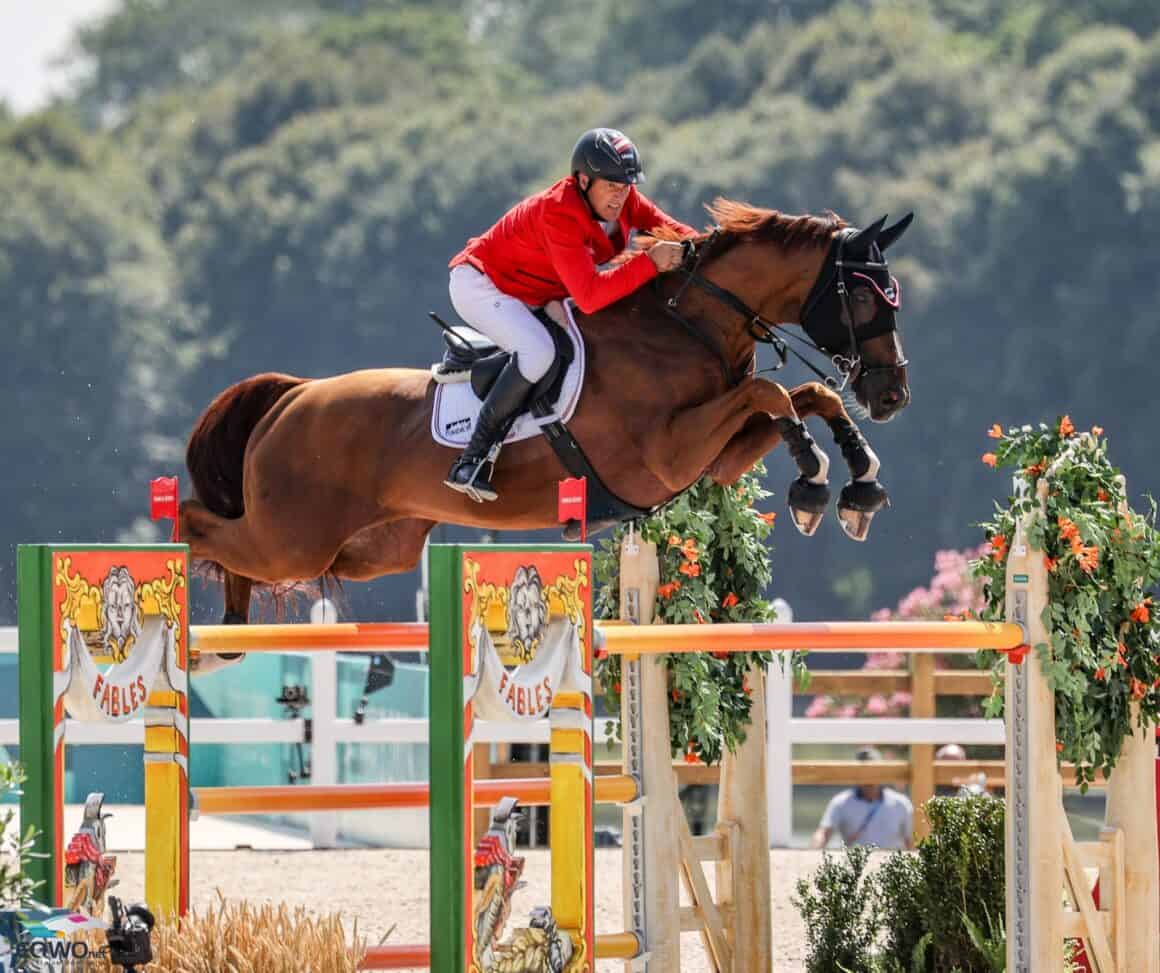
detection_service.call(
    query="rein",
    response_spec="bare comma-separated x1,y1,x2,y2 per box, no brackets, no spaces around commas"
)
662,226,906,392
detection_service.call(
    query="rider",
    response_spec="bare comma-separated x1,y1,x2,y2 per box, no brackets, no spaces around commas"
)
444,127,696,501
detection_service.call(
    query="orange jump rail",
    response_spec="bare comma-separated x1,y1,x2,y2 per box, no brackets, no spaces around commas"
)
194,775,639,815
191,619,1024,655
599,619,1025,654
191,621,429,652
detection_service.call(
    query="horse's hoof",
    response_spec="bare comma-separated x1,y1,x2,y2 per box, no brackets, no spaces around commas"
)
837,480,890,542
788,477,831,536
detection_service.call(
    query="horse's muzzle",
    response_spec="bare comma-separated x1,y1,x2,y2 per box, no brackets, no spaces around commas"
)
870,384,910,422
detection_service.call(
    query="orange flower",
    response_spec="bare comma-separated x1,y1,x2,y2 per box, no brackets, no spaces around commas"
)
684,748,700,765
693,609,707,624
722,592,740,609
1091,425,1104,436
987,423,1004,439
1044,556,1057,573
1095,666,1107,681
1056,742,1064,753
1057,516,1080,542
1097,489,1109,502
757,511,777,525
679,561,702,578
1075,545,1099,574
680,538,700,560
1059,415,1075,437
1024,461,1046,478
1131,599,1152,624
1116,641,1129,667
613,681,621,694
981,452,998,468
989,533,1008,562
671,690,682,702
1131,678,1148,701
712,651,730,660
658,581,682,600
742,678,752,696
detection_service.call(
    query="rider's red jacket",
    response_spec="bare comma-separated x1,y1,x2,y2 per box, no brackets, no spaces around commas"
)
450,176,696,314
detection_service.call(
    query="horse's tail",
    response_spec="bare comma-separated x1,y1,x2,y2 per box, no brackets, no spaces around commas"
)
186,372,307,518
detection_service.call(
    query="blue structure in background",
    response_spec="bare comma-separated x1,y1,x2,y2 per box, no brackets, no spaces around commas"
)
1,650,431,829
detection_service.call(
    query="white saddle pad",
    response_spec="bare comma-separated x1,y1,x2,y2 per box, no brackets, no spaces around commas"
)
430,302,586,448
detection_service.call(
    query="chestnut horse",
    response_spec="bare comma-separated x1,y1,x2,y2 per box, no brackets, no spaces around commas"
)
181,201,913,639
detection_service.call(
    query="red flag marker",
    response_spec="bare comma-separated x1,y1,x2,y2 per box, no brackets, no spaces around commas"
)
558,477,588,542
150,476,180,542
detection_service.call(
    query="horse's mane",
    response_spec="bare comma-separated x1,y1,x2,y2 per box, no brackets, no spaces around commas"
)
644,197,846,249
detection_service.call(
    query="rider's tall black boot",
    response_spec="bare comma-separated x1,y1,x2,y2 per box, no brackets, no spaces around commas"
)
444,358,535,502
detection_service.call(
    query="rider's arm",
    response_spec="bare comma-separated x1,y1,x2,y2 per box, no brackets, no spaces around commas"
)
542,208,658,314
628,192,697,238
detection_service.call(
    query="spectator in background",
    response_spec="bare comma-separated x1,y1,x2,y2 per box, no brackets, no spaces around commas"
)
935,742,989,797
810,747,915,850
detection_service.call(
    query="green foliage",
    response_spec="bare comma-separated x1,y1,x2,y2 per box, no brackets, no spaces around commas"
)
0,763,41,908
592,469,806,765
973,422,1160,789
793,845,881,973
0,116,204,574
795,795,1006,973
878,795,1006,972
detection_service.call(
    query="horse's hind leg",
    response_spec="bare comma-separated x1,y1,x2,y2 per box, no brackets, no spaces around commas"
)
787,382,887,541
223,572,254,623
329,518,437,582
189,570,254,676
181,497,345,583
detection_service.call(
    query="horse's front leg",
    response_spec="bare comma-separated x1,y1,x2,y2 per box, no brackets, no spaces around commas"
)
647,377,833,536
790,382,889,541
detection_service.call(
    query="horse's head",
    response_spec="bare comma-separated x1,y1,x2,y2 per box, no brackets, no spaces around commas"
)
661,202,914,421
799,214,914,422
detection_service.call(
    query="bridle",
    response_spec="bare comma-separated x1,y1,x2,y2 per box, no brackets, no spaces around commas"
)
661,226,906,390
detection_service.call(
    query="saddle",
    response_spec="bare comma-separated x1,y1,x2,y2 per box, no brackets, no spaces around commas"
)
427,307,651,536
430,308,574,415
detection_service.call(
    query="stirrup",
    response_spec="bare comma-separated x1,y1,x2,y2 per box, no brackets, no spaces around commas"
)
445,444,502,502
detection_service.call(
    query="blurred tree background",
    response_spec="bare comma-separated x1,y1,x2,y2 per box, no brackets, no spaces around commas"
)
3,0,1158,623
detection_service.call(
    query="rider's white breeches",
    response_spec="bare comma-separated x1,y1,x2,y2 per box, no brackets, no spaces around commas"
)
449,265,555,383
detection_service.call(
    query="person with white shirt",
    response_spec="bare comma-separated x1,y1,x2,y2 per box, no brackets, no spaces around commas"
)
810,746,915,850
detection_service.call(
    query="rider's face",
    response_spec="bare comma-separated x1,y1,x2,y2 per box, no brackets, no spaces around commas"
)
581,175,631,222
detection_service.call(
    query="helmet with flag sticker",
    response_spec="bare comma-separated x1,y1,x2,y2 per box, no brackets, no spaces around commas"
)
570,128,645,185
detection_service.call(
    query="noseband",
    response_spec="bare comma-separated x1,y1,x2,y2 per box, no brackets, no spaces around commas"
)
663,227,907,391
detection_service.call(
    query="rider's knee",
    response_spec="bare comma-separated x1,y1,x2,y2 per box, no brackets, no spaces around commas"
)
517,329,555,383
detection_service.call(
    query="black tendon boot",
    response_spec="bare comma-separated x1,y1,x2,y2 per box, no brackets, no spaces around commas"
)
444,358,535,501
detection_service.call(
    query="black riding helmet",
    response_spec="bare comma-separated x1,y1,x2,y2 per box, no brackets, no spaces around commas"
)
570,128,645,185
